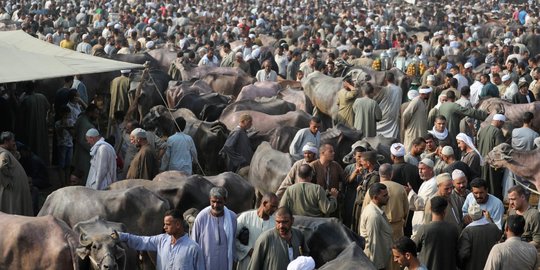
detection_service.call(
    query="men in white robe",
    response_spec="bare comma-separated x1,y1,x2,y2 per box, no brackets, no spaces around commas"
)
406,158,438,237
402,86,431,153
192,187,237,270
235,193,279,270
85,128,116,190
377,73,402,138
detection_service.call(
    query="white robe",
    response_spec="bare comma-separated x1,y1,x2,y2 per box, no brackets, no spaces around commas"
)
376,83,402,138
408,177,437,237
235,210,276,270
86,138,117,190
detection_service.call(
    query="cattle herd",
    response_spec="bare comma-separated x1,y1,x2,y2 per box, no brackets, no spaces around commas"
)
5,0,540,269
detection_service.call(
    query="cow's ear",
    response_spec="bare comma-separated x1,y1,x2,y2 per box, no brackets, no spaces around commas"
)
76,246,90,259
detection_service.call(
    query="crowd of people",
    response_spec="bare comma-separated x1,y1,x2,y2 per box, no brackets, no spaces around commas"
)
2,0,540,269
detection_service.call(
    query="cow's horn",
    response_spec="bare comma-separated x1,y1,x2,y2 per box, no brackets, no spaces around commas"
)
111,230,119,240
79,233,92,247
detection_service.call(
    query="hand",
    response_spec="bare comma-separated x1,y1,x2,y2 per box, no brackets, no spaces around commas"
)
404,183,412,194
484,210,492,222
463,214,472,225
329,188,339,198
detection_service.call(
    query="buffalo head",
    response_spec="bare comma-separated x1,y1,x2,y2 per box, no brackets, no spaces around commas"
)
486,143,514,169
76,231,126,270
74,217,128,270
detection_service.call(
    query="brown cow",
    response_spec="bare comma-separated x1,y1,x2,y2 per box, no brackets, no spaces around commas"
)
0,212,80,270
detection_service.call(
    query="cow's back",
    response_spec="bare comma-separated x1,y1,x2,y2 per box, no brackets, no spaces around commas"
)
0,212,79,270
38,186,169,235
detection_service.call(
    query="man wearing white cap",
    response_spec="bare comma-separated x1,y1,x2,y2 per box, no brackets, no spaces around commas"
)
477,114,506,199
422,173,463,233
107,69,131,137
85,128,116,190
457,201,502,270
276,143,318,199
125,128,159,180
406,158,437,237
500,73,518,101
402,85,430,152
450,169,470,217
76,33,92,54
287,256,315,270
390,143,422,192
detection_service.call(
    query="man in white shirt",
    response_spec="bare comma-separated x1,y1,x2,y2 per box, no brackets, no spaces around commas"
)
406,158,438,236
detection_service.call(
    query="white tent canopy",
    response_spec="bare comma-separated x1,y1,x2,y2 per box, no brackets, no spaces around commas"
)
0,30,144,83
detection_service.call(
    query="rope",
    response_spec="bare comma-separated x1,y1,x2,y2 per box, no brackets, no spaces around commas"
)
511,174,540,196
141,63,206,176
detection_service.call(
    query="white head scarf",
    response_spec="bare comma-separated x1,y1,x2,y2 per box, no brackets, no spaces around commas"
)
456,133,484,165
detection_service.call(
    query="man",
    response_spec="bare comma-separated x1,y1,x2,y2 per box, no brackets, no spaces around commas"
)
85,128,116,190
280,164,338,217
119,209,205,270
363,164,409,247
287,51,301,80
392,237,428,270
235,193,279,270
479,74,500,98
255,60,278,82
507,185,540,247
427,114,453,151
458,202,502,270
404,137,426,167
484,215,539,270
289,117,321,161
274,44,288,78
108,69,131,137
469,74,484,107
220,114,253,172
422,173,463,232
513,81,536,104
198,47,219,67
248,207,308,270
390,143,422,192
192,187,237,270
456,133,483,178
477,114,506,198
501,74,518,101
276,144,318,198
377,73,402,138
462,178,504,230
414,196,459,270
76,33,92,54
160,117,197,175
309,143,344,191
450,65,468,92
360,183,393,270
407,158,438,236
72,104,99,183
353,83,382,137
450,169,470,217
17,82,50,165
402,85,430,152
0,132,33,216
440,146,473,180
352,151,380,232
336,79,358,128
512,112,539,151
438,90,488,140
300,55,316,77
125,128,159,180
